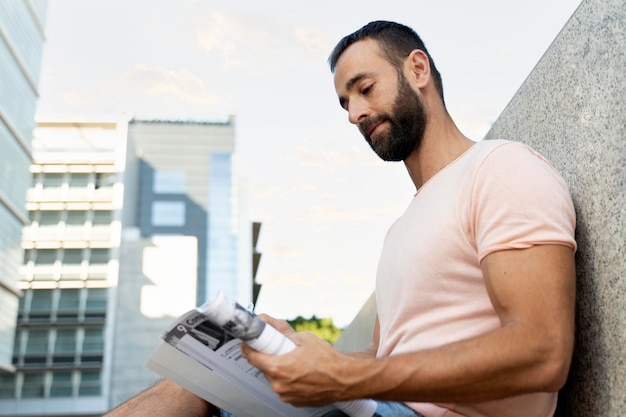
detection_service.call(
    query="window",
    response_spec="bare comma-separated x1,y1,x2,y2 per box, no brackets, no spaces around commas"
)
92,210,112,225
51,355,74,365
95,173,115,189
35,249,57,265
89,249,109,265
42,173,64,188
62,249,83,265
82,328,104,353
66,211,87,226
151,201,186,226
0,373,15,399
153,171,185,194
23,355,47,366
69,173,90,188
21,373,45,398
85,289,107,312
30,290,53,312
50,372,73,397
58,289,80,311
53,329,76,355
29,290,53,321
25,330,48,356
78,371,101,396
39,211,62,226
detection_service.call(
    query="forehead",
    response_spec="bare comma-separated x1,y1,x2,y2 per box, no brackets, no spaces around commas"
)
333,38,392,92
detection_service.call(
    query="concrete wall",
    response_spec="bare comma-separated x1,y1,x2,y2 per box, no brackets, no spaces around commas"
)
334,293,376,353
484,0,625,414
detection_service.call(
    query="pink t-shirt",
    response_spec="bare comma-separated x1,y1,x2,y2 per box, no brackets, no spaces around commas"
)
375,140,577,417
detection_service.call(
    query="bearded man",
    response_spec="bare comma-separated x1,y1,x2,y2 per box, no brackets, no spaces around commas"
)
106,21,576,417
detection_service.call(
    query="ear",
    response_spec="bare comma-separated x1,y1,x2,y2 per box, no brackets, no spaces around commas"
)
406,49,431,89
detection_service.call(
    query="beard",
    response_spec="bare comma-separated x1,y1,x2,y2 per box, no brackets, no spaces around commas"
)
359,72,427,161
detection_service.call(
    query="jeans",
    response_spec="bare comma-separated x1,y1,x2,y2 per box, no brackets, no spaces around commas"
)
220,401,423,417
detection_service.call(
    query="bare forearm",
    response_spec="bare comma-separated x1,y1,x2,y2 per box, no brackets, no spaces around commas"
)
346,325,571,403
345,343,378,360
105,379,216,417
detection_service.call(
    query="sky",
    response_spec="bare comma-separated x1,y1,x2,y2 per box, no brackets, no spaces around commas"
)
35,0,583,327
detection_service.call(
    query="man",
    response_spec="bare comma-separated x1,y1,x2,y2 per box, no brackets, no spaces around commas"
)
106,20,576,417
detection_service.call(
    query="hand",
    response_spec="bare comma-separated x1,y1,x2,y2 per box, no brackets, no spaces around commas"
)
241,331,357,407
256,313,295,337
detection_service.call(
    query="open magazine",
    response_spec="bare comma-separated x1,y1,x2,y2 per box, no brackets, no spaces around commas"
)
146,293,377,417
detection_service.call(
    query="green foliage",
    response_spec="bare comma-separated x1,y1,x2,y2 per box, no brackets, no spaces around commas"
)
287,315,343,344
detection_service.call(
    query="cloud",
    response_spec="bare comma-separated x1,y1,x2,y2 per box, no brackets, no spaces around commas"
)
44,64,223,118
194,11,331,71
122,64,222,105
196,11,240,61
292,25,333,59
61,89,99,107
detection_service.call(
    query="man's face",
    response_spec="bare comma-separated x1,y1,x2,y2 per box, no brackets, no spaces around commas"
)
333,39,427,161
360,71,427,161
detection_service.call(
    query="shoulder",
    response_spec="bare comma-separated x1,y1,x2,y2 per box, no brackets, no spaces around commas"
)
467,140,577,258
471,139,571,202
471,139,563,181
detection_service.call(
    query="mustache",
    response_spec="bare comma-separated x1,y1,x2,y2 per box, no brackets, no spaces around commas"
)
358,114,389,138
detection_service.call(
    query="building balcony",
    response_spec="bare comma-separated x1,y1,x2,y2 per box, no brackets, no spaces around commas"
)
27,187,115,204
22,226,114,246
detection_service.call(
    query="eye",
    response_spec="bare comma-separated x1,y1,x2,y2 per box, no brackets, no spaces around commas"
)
361,84,374,95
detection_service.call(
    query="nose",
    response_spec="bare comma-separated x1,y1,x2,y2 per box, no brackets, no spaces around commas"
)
348,98,369,125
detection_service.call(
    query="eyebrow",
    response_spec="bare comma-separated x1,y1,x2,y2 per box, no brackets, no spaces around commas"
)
346,72,372,92
338,72,374,110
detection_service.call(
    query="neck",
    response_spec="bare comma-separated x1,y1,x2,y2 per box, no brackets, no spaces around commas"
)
403,110,474,191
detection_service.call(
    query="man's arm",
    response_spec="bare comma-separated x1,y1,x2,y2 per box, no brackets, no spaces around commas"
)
104,379,218,417
243,244,576,406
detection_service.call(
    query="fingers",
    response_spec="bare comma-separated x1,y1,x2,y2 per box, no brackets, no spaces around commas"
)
256,313,295,335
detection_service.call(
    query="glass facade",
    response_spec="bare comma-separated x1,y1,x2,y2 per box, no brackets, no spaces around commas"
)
0,0,47,371
10,288,105,399
0,0,46,83
151,201,186,226
0,3,42,145
207,153,238,302
0,122,31,209
0,119,126,416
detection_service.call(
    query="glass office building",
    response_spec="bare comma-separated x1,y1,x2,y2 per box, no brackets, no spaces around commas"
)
0,118,129,415
0,116,250,415
0,0,47,371
128,119,242,306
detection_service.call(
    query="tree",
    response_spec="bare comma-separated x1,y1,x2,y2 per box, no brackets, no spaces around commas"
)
287,315,343,344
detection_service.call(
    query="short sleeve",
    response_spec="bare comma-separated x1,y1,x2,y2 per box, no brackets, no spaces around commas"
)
470,142,577,261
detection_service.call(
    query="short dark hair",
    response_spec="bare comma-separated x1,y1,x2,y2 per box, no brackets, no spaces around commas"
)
328,21,444,104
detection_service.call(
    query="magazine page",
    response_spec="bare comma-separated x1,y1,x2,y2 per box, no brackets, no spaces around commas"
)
148,293,377,417
196,293,377,417
148,308,334,417
146,343,280,417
